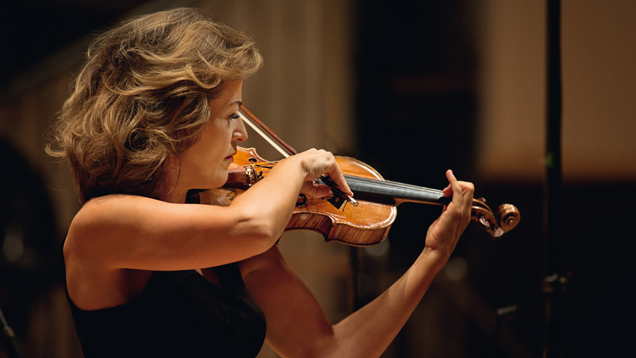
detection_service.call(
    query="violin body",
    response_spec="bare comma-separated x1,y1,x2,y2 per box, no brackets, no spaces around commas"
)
198,147,520,246
199,147,397,246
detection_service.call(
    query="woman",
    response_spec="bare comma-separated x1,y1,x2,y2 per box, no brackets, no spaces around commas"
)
48,8,474,358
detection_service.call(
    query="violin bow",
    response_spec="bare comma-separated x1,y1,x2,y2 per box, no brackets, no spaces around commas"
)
237,106,358,207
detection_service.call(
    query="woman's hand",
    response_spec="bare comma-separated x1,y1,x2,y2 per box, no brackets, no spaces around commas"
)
424,170,474,264
290,148,353,199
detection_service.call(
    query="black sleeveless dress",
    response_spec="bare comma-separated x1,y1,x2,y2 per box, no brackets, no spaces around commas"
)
65,263,267,358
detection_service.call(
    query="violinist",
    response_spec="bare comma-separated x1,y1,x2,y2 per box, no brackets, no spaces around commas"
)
47,8,474,358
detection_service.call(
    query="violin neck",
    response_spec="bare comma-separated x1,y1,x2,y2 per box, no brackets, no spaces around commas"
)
344,175,450,206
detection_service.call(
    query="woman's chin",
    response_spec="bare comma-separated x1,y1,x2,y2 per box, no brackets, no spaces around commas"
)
212,172,229,189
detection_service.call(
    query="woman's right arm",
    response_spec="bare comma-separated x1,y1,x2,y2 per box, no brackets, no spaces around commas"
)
64,149,352,272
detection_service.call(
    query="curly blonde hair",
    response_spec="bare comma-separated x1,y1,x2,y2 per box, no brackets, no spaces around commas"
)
47,8,262,203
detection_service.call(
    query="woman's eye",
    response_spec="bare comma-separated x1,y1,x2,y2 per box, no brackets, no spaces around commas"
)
229,113,240,121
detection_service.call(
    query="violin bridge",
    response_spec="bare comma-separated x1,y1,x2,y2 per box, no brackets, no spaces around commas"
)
327,193,347,211
319,175,357,211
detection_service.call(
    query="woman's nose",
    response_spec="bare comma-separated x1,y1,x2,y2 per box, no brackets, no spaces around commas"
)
234,116,248,142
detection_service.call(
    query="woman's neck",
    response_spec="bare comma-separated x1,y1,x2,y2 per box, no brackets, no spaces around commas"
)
160,156,189,203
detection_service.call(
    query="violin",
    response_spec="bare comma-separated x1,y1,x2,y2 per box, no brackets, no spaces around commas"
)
197,106,520,246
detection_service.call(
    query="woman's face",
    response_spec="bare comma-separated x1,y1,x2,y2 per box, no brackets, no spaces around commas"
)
175,80,247,197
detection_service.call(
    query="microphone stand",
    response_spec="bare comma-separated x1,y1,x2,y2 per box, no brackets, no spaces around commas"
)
543,0,568,357
0,306,23,358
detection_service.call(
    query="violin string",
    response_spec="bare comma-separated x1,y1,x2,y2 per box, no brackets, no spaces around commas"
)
383,179,444,194
242,161,443,195
251,161,277,168
344,175,444,195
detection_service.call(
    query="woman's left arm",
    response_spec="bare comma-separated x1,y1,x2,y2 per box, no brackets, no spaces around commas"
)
240,170,473,358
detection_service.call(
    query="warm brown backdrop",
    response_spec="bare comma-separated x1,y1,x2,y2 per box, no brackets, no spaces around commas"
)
1,0,634,357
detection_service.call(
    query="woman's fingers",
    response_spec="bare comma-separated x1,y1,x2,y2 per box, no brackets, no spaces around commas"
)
300,180,332,198
326,166,353,197
444,170,474,207
424,171,475,257
449,171,474,230
297,149,353,198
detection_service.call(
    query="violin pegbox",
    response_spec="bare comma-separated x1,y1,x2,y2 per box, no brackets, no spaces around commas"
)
471,198,520,239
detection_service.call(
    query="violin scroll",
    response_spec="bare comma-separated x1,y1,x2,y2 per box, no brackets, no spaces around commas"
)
471,198,520,239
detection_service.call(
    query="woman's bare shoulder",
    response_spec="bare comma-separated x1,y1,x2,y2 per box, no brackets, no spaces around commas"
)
76,194,154,220
68,195,155,240
64,195,160,309
65,195,149,253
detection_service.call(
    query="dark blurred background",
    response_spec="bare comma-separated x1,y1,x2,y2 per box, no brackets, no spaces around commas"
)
1,0,635,357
